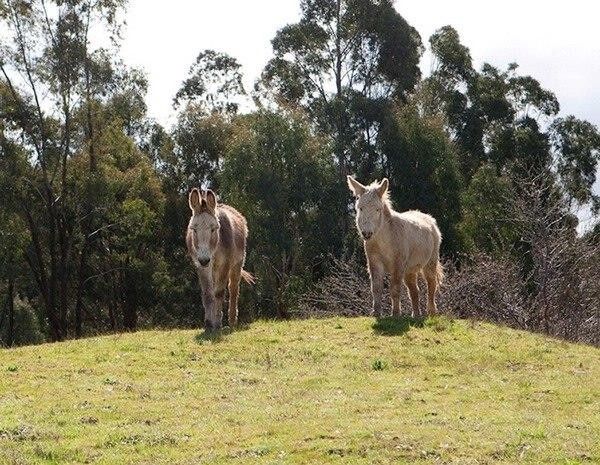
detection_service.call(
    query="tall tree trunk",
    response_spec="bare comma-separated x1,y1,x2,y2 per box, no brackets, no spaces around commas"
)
109,278,117,331
73,239,89,338
122,269,138,331
334,0,347,176
7,277,15,347
123,300,137,331
70,5,98,338
47,200,63,340
58,225,69,337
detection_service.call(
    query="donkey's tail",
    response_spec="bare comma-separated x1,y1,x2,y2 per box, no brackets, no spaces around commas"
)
435,261,445,287
241,269,256,285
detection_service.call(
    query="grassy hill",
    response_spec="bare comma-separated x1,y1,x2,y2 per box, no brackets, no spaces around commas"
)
1,316,599,464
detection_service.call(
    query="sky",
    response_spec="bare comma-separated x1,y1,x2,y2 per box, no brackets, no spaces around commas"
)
120,0,600,226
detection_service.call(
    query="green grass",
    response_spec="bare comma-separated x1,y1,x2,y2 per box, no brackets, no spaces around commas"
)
1,316,599,464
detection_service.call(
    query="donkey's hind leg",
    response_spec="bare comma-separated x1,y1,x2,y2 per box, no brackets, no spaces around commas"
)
424,264,439,315
228,264,242,327
404,273,420,318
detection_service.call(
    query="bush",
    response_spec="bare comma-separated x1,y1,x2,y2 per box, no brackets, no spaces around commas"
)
0,297,45,347
220,111,346,318
440,254,528,329
297,245,599,346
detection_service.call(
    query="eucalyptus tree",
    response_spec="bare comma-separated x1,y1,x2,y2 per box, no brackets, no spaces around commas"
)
421,26,561,180
220,110,346,318
0,132,30,346
422,26,600,257
550,116,600,211
0,0,128,340
168,50,246,192
379,105,464,254
173,49,246,114
257,0,423,177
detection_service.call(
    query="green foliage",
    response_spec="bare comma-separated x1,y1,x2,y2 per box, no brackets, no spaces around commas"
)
551,116,600,209
0,296,44,347
220,111,345,317
422,27,567,186
371,358,387,371
87,125,166,331
460,164,519,254
173,50,246,114
259,0,423,174
507,73,559,118
107,67,150,139
429,25,474,83
170,110,232,190
380,105,464,254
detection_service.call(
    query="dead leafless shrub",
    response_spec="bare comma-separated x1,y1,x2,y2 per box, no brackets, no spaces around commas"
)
509,174,600,345
440,254,529,328
297,245,598,345
295,256,375,317
445,171,599,346
295,254,427,317
527,234,599,345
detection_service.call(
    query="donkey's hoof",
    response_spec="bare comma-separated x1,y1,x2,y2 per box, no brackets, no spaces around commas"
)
204,320,213,331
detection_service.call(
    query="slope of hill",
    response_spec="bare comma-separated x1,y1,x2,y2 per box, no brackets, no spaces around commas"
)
1,316,599,464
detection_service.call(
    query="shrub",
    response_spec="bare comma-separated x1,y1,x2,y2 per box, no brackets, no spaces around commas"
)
0,297,45,347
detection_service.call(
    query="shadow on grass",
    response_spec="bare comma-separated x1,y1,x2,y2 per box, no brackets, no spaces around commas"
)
194,324,251,344
372,315,425,336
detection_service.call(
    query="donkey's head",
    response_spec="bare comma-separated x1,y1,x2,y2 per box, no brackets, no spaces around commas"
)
347,176,389,241
188,188,220,268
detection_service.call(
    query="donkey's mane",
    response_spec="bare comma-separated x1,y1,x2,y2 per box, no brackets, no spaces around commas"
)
367,181,393,212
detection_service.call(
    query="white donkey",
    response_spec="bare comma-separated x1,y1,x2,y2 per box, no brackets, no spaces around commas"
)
347,177,444,318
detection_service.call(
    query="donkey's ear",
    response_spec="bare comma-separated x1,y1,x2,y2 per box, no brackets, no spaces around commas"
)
347,176,366,197
189,188,201,212
205,189,217,211
376,178,389,198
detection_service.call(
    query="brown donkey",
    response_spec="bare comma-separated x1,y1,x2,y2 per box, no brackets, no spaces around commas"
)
186,188,254,330
347,177,444,318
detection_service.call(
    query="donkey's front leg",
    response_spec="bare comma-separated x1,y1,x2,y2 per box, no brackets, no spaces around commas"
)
213,288,225,331
368,260,384,318
201,289,216,331
198,272,217,331
390,268,404,318
212,266,230,330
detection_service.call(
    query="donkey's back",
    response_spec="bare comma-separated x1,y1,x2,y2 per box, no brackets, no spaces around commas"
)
395,210,442,258
216,204,249,255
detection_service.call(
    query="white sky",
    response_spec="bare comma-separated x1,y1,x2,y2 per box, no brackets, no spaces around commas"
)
121,0,600,128
121,0,600,227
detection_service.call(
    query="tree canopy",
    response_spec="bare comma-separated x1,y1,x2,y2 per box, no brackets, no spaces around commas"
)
0,2,598,346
